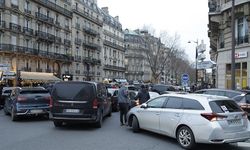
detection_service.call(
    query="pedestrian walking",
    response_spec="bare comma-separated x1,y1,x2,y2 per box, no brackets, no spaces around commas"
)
134,84,150,105
118,83,129,126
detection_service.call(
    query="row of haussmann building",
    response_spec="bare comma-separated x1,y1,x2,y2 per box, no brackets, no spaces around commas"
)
0,0,160,86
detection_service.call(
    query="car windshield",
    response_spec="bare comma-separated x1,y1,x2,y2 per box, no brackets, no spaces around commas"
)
20,90,49,94
209,100,242,113
52,83,95,101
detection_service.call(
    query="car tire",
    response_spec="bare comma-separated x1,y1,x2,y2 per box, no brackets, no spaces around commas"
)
11,107,18,121
132,116,140,132
177,126,196,150
95,112,103,128
3,104,9,115
53,121,63,127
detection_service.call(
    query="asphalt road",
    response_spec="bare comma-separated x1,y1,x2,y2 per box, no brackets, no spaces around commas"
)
0,110,249,150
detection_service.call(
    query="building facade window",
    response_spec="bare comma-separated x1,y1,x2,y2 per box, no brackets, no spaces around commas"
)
236,17,249,45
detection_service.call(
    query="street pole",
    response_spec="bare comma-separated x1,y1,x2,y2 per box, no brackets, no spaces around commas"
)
195,44,198,86
231,0,235,90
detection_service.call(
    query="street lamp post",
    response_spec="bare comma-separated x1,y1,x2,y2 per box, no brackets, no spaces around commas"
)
188,40,198,86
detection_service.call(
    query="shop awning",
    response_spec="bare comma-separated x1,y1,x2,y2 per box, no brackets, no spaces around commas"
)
20,71,62,81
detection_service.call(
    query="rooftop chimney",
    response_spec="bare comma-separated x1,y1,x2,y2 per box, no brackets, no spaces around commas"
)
101,7,109,14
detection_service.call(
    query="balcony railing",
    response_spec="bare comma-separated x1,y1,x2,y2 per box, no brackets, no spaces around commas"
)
55,37,62,44
72,6,103,26
9,23,21,32
75,38,82,45
36,68,43,72
64,39,71,46
33,0,72,18
22,67,31,72
23,27,33,36
0,44,73,62
35,30,55,42
103,40,124,51
11,3,19,9
83,27,99,36
82,41,101,50
35,12,54,24
74,56,82,62
104,65,126,71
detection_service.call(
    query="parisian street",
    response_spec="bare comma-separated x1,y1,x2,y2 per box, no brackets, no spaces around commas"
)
0,110,249,150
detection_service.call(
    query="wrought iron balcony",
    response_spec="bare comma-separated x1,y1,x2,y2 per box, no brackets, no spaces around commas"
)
82,41,101,50
36,68,43,72
74,56,82,62
103,40,124,51
75,38,82,45
55,37,62,44
72,6,103,26
35,12,54,24
83,71,94,76
83,27,99,36
64,39,71,46
33,0,72,18
9,23,21,33
22,67,31,72
103,65,126,71
23,27,33,36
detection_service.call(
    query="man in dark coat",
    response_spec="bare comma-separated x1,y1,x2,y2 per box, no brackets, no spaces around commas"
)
134,85,150,105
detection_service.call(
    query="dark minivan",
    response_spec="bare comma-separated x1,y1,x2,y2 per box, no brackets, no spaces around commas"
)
50,81,112,128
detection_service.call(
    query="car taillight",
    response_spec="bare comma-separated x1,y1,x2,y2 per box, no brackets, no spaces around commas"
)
48,96,53,108
17,96,27,101
201,113,227,121
93,99,98,109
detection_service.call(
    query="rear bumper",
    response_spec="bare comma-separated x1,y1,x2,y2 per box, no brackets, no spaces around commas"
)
51,114,98,123
16,105,50,116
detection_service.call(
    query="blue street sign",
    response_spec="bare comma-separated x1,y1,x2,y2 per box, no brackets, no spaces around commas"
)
182,74,189,82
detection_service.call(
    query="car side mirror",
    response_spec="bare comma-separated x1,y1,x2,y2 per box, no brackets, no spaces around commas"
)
141,103,148,108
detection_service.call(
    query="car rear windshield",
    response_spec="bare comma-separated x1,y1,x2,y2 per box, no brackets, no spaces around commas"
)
52,83,95,101
209,100,242,113
20,90,49,94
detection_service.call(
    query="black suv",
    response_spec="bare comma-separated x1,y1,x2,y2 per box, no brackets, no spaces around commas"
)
50,81,112,128
150,84,176,95
195,88,250,115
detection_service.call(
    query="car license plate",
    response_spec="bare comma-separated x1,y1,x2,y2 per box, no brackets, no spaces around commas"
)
228,119,241,125
30,109,43,113
65,109,80,113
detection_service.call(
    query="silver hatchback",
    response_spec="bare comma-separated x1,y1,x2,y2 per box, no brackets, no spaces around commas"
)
127,93,250,149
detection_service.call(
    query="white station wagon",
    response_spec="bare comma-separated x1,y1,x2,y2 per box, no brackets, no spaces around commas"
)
127,93,250,149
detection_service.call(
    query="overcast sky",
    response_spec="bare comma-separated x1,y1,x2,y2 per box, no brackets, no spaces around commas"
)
97,0,210,62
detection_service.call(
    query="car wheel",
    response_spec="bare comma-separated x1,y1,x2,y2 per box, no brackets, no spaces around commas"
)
132,116,140,132
11,107,18,121
3,104,10,115
95,112,103,128
53,121,63,127
177,126,195,149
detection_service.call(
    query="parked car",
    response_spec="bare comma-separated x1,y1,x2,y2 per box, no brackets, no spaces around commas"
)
4,87,51,121
107,88,119,112
0,87,16,109
127,93,250,149
150,84,176,94
195,88,250,115
50,81,112,128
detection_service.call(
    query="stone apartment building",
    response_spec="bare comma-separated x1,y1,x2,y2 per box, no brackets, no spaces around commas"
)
124,29,153,82
0,0,105,85
101,7,125,81
208,0,250,89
